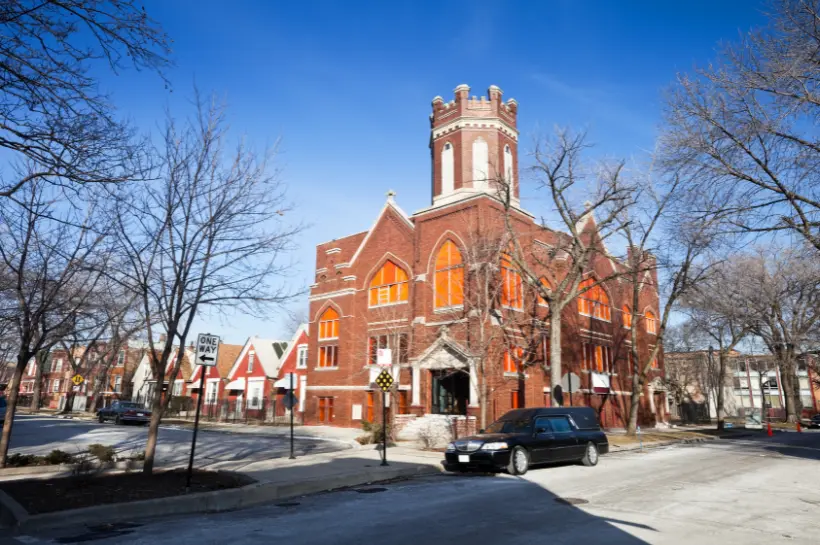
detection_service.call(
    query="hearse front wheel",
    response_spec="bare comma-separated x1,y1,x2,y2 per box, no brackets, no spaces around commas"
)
506,446,529,475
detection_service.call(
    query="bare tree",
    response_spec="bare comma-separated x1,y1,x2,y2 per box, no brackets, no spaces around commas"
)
0,178,108,467
0,0,170,199
114,93,302,474
661,0,820,250
502,129,634,407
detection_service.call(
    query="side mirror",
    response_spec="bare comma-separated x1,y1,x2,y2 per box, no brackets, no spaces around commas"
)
535,427,547,434
478,429,485,434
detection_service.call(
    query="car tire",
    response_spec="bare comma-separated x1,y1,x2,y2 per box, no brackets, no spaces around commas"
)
506,446,529,476
98,414,104,423
581,442,599,467
115,415,121,426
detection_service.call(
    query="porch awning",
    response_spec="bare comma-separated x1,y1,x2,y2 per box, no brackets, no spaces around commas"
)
274,373,296,389
225,378,245,391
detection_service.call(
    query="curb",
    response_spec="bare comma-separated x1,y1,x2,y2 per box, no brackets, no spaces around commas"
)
0,460,143,479
1,464,441,532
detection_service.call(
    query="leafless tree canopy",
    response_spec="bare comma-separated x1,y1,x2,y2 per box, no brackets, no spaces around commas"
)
0,0,170,198
662,0,820,249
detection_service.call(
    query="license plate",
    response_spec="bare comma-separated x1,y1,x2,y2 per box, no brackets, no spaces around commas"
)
137,413,144,417
458,455,470,463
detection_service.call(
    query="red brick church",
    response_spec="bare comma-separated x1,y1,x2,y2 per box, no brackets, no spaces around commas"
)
304,84,666,432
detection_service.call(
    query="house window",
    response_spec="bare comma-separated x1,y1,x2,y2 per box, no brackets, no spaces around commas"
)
367,333,409,366
645,311,658,335
434,240,464,309
318,396,334,423
54,358,63,372
114,375,122,393
117,351,125,367
622,305,632,329
248,383,263,409
511,390,520,409
368,261,409,307
172,381,182,396
500,251,523,310
441,142,454,195
319,345,338,368
537,277,551,308
248,351,255,373
206,382,219,404
297,346,308,369
52,379,60,392
583,343,612,373
504,144,514,184
503,347,524,374
366,391,374,423
472,137,488,188
578,278,611,321
319,308,339,340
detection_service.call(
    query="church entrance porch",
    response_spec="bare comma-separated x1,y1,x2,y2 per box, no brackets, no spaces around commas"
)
431,369,469,415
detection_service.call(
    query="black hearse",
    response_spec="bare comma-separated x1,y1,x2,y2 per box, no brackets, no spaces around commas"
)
442,407,609,475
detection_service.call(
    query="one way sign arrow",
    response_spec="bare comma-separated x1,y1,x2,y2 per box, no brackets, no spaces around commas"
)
195,333,220,368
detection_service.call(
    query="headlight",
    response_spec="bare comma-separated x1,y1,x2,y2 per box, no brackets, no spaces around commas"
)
446,442,456,452
480,441,509,450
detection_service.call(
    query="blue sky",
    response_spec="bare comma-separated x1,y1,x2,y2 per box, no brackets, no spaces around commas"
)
99,0,769,344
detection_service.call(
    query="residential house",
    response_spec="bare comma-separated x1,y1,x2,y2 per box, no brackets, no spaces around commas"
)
187,342,243,415
131,346,195,408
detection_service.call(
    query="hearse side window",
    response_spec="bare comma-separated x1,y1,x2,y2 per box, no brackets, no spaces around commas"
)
485,418,532,434
547,416,573,433
534,417,553,433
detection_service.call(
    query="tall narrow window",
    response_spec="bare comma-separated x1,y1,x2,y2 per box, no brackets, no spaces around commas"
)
117,351,125,367
500,251,523,309
503,347,524,373
622,305,632,329
434,241,464,309
441,142,454,195
318,345,338,368
511,390,520,409
247,351,255,373
296,346,308,369
472,137,488,189
368,261,409,307
583,343,612,373
537,277,551,307
319,308,339,340
577,278,611,321
504,144,513,184
645,310,657,335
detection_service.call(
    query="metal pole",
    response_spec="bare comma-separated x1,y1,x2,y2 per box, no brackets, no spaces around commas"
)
185,367,207,492
289,372,295,459
381,388,388,466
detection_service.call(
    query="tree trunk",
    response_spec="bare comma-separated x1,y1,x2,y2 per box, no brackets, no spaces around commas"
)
716,352,726,431
780,360,800,423
549,310,562,407
479,372,488,430
142,380,165,474
0,352,30,467
31,352,46,413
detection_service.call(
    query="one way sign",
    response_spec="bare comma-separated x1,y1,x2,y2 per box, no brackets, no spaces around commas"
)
196,333,220,367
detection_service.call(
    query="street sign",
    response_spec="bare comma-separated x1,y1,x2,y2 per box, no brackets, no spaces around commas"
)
375,369,394,392
196,333,220,367
71,374,84,386
282,392,297,410
376,348,392,367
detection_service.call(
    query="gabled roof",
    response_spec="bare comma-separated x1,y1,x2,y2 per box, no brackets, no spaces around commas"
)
189,343,243,382
226,336,286,380
348,194,415,267
276,323,309,372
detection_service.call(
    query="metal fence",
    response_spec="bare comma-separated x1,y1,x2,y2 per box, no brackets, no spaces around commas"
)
162,397,302,425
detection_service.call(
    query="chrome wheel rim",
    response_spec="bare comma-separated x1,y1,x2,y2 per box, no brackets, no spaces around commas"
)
514,450,527,472
587,444,598,464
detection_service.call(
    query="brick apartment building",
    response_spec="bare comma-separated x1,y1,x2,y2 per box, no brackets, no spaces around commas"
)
303,84,665,431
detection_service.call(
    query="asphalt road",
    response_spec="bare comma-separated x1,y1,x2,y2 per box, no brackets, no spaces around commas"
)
10,430,819,544
5,415,351,468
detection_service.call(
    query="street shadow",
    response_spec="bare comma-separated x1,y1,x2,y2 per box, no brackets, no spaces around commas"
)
701,429,820,462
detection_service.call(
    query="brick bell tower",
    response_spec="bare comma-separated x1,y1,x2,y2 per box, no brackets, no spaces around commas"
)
430,84,519,206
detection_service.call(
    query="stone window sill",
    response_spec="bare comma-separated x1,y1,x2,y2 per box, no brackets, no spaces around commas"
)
313,367,339,371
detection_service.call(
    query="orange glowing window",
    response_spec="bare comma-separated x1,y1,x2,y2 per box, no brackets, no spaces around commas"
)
577,278,611,321
434,241,464,309
369,261,409,307
537,277,551,307
645,311,657,335
622,305,632,329
318,308,339,340
503,347,524,373
500,252,523,309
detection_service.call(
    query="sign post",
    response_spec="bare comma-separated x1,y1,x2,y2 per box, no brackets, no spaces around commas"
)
374,369,394,466
186,333,220,491
289,372,295,459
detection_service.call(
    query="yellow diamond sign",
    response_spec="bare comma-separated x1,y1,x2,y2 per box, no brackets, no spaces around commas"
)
71,374,84,386
375,369,394,392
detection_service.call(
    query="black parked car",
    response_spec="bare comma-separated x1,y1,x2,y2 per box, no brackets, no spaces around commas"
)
97,401,151,425
442,407,609,475
809,414,820,429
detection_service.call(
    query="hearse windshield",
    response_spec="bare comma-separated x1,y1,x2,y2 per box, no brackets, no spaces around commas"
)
485,418,532,434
